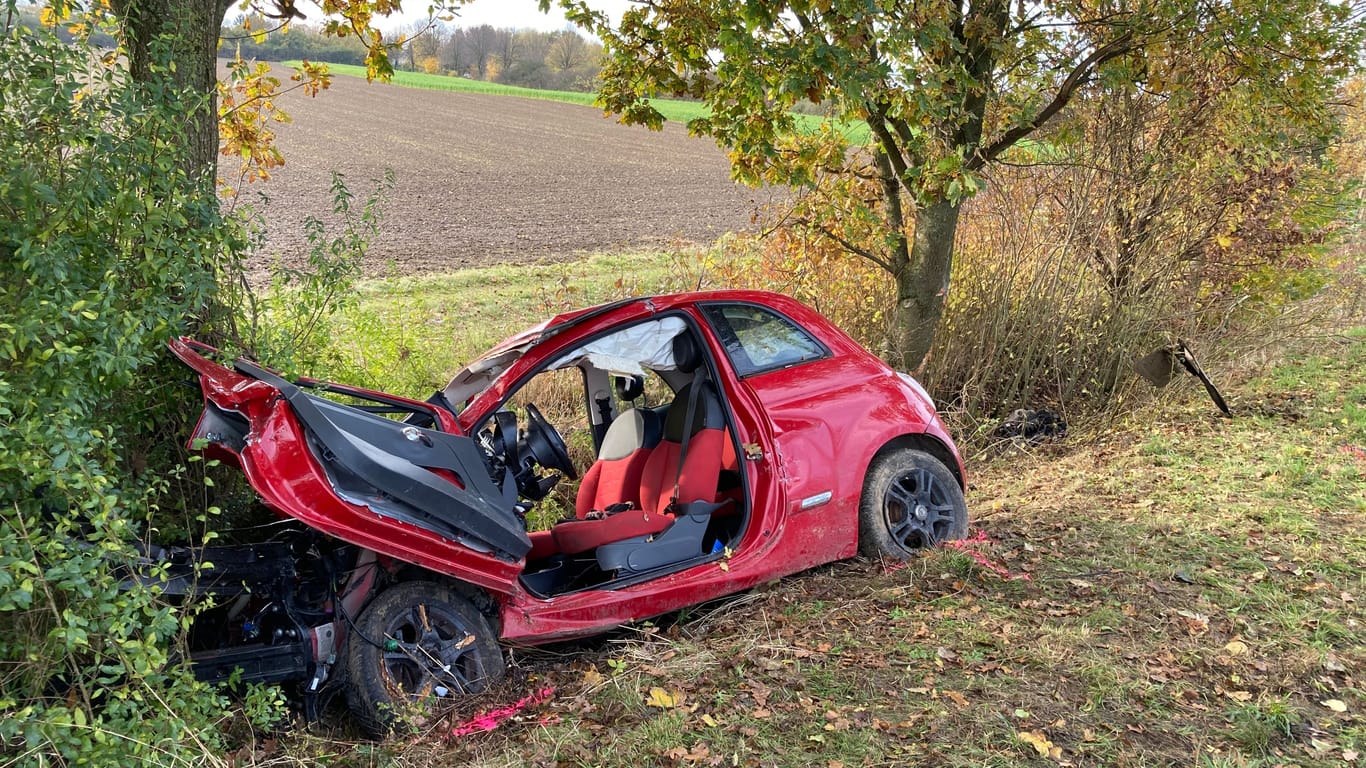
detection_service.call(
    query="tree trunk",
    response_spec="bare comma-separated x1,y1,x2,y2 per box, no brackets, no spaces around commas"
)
893,198,962,372
111,0,233,181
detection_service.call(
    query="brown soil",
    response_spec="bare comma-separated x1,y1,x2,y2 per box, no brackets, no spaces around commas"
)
230,71,775,277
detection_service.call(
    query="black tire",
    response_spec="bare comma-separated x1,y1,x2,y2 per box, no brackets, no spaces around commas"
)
344,581,504,737
858,448,968,559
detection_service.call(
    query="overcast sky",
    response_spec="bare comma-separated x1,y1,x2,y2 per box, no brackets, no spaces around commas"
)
377,0,630,33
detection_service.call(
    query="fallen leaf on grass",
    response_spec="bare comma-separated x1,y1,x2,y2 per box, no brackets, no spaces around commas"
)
581,667,605,687
1176,609,1209,635
665,743,711,763
1226,690,1254,702
1321,699,1348,713
1018,730,1062,759
646,687,683,708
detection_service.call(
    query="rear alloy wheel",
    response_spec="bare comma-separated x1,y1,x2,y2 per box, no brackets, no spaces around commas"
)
858,448,967,559
345,581,503,736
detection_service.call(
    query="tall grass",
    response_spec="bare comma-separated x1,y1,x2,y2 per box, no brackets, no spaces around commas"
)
314,250,693,399
930,166,1170,428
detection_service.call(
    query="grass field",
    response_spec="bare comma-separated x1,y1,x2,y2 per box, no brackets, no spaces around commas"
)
293,61,848,138
261,258,1366,767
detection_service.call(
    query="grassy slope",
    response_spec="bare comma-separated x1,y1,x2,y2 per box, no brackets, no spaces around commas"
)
287,321,1363,765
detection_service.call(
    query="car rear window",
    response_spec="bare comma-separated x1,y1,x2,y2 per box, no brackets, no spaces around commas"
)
701,303,829,376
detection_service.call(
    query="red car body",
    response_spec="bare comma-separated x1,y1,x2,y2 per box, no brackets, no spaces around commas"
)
168,290,968,732
173,290,963,646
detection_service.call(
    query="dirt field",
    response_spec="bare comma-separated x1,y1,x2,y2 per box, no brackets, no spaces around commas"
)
233,70,775,276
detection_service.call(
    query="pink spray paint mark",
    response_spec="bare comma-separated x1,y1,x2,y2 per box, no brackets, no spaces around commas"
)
942,529,1032,581
450,686,556,738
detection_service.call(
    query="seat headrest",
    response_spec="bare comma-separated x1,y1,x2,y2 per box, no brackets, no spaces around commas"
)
672,331,703,374
613,374,644,401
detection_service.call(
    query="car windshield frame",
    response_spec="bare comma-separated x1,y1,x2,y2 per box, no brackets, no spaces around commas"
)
441,297,649,407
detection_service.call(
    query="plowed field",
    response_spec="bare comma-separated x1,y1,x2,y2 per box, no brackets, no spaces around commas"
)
236,69,773,276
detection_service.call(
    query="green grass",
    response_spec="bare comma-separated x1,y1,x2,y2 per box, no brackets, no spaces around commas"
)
291,61,853,139
317,249,695,397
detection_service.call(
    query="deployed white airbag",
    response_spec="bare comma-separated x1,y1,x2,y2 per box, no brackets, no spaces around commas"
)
549,316,689,375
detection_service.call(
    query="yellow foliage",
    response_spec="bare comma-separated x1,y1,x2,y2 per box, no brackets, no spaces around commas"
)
215,54,332,192
39,5,69,25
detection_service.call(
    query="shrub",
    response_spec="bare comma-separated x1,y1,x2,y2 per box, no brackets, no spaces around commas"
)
697,124,1358,441
0,18,235,765
215,170,393,380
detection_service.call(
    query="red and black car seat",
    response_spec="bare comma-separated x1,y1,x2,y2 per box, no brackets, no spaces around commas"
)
551,332,727,556
572,404,663,518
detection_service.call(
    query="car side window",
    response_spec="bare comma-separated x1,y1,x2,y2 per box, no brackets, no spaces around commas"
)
701,303,828,376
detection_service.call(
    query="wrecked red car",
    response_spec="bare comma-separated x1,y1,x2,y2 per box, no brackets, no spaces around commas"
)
166,290,967,733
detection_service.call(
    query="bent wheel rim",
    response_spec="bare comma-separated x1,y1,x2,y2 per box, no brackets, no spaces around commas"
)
882,465,956,553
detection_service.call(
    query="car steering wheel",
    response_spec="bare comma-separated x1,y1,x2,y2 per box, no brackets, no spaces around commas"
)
522,404,578,480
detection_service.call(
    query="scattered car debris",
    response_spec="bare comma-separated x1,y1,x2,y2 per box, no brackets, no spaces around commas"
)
1133,340,1231,417
449,686,556,738
992,408,1067,444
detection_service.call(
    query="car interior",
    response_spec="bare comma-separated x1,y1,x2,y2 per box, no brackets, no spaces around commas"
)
480,316,748,597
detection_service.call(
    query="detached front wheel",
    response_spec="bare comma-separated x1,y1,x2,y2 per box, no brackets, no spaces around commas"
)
344,581,504,736
859,448,968,559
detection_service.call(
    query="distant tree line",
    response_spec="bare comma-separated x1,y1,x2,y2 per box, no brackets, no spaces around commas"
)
219,14,371,66
221,15,604,92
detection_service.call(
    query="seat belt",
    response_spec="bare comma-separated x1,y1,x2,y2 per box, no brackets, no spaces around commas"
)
667,369,705,514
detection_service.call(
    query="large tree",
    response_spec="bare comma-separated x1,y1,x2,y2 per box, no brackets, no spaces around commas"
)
555,0,1365,369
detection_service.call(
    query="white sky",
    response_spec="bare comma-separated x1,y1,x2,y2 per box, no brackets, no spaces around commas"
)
376,0,630,33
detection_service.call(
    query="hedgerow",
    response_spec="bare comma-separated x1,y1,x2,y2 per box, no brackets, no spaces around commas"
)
0,19,237,766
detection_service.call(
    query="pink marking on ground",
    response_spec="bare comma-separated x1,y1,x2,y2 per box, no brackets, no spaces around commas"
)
942,530,1032,581
450,686,556,738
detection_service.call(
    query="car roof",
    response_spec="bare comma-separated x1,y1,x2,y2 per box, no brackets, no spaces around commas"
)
443,290,852,405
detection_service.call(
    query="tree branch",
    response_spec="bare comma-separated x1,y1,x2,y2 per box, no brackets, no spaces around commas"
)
969,30,1135,170
796,218,896,273
865,107,910,181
